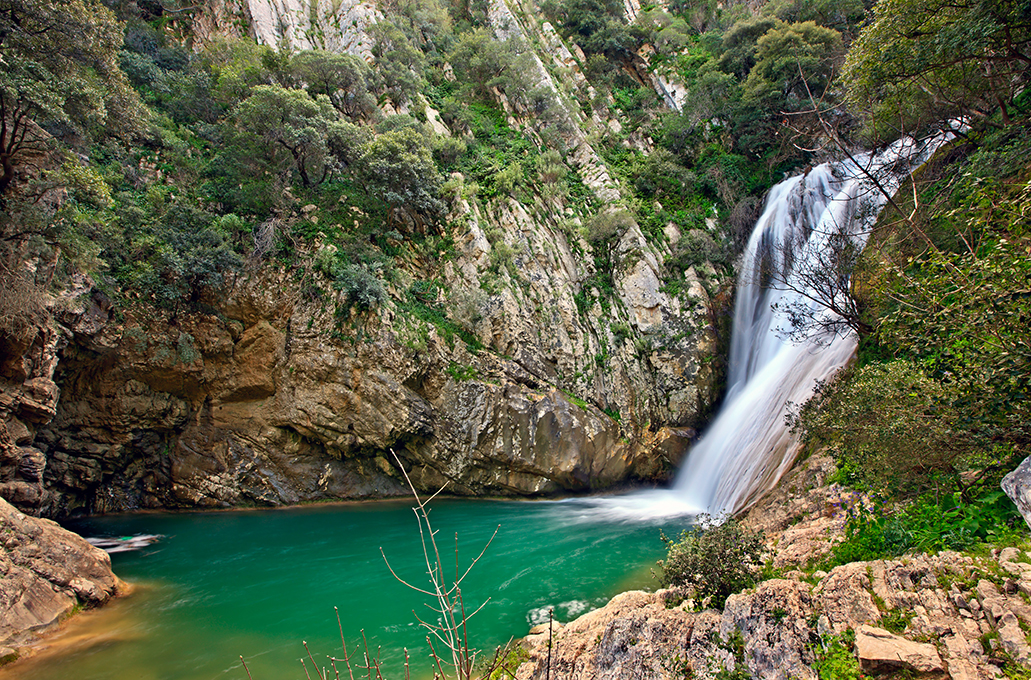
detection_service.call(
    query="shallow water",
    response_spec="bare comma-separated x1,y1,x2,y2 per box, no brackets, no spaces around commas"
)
5,497,692,680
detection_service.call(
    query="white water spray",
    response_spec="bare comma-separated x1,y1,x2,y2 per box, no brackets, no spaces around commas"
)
672,136,946,516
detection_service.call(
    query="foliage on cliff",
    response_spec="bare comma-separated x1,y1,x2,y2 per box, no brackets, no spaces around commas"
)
0,0,1027,519
0,0,872,327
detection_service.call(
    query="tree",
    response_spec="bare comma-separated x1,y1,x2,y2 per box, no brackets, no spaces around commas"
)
358,126,444,229
195,37,281,108
0,0,145,196
841,0,1031,142
291,51,376,120
369,21,426,108
765,227,872,341
743,21,842,103
234,85,351,189
717,16,780,78
447,30,522,103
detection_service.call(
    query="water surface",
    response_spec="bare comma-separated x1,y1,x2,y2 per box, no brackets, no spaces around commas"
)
5,497,691,680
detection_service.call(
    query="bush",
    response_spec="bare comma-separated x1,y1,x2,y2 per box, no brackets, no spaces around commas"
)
335,266,387,313
671,229,726,270
584,209,635,245
825,487,1023,567
790,361,1016,498
813,630,862,680
658,515,765,609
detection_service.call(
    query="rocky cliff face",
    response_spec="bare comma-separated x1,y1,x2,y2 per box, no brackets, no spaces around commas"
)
0,0,725,518
18,209,717,517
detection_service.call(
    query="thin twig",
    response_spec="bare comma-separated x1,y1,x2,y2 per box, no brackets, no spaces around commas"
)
336,607,356,680
239,656,253,680
305,641,323,680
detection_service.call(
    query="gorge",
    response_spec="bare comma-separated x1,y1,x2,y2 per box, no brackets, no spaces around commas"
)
1,0,1029,675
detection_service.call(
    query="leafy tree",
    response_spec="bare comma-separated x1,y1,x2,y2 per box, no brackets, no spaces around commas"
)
358,126,444,229
762,0,867,38
447,30,522,103
370,21,426,108
666,0,719,34
841,0,1031,141
743,21,842,103
234,85,348,188
0,0,145,196
196,37,280,108
291,51,376,120
543,0,640,61
393,0,454,54
112,202,243,308
631,148,697,204
717,16,780,78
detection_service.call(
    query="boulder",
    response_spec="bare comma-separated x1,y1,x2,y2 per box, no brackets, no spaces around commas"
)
0,496,123,651
1002,456,1031,529
854,625,946,677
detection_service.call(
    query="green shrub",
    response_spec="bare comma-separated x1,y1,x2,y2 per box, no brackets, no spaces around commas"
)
826,486,1023,567
584,209,635,245
813,631,862,680
335,266,387,313
790,361,1019,499
658,515,765,609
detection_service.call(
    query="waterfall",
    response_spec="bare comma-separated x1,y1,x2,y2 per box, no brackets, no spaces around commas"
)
672,135,946,517
554,135,948,525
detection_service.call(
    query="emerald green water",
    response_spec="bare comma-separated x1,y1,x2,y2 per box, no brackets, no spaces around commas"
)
7,497,692,680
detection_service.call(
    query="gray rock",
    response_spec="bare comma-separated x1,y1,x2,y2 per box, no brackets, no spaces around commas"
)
1002,456,1031,529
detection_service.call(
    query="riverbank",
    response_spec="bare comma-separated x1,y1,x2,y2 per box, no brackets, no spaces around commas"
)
511,454,1031,679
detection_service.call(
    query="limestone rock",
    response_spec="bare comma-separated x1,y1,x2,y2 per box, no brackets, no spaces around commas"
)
0,496,121,651
815,563,880,633
722,580,818,680
1002,456,1031,529
514,590,696,680
855,625,946,676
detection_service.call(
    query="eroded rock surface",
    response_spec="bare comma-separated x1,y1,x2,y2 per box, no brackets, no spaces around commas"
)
0,496,122,657
18,216,717,517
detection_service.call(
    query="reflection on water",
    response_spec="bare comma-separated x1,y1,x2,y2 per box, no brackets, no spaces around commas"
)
2,497,693,680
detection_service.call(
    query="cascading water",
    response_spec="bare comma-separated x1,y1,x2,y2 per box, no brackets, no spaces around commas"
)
672,135,947,517
551,135,949,525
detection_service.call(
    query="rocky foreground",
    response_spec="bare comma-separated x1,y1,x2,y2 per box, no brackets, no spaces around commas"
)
0,496,123,661
513,456,1031,680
